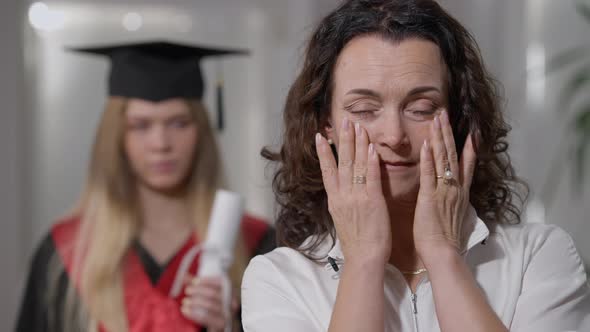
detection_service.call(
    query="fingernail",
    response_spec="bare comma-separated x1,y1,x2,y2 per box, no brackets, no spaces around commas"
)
315,132,321,144
342,117,349,131
369,143,375,156
441,110,448,122
434,115,440,129
423,139,429,150
355,122,361,136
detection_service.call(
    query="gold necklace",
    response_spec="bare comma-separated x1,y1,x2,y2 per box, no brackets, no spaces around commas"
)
399,268,427,275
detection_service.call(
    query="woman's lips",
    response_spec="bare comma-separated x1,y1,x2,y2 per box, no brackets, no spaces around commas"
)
380,161,416,172
152,161,177,173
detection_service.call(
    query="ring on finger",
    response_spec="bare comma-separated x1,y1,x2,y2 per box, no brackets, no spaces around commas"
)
352,175,367,184
436,167,454,185
339,159,353,167
443,166,453,180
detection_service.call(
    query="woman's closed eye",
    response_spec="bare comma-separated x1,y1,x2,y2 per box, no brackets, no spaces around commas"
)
403,100,440,121
406,108,437,116
345,103,380,119
350,110,377,119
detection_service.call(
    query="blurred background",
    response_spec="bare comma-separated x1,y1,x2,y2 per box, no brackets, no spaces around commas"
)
1,0,589,329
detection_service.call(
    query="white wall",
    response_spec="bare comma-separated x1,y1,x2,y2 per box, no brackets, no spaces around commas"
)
522,0,590,266
440,0,590,265
0,1,26,329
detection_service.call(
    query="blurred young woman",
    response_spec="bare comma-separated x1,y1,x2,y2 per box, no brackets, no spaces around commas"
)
17,41,274,332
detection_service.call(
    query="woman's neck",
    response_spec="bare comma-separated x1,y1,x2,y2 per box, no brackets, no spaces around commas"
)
138,185,191,231
386,199,422,271
136,184,194,264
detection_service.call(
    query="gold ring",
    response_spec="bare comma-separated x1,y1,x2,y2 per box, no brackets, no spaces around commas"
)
339,160,353,167
352,175,367,184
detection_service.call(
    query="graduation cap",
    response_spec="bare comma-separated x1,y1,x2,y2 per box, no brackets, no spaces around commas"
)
68,40,248,130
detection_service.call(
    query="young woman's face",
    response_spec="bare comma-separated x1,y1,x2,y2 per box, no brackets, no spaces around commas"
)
327,35,449,202
124,98,198,193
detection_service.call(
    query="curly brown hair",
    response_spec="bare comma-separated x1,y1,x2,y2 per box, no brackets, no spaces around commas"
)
262,0,528,254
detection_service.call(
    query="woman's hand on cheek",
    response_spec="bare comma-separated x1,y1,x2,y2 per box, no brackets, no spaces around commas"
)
413,110,477,262
316,118,392,266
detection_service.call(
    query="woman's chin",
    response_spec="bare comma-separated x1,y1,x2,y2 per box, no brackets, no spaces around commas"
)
381,181,419,203
142,176,187,195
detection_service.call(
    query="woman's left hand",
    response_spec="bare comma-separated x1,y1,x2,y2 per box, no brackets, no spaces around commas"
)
181,276,235,332
413,110,477,260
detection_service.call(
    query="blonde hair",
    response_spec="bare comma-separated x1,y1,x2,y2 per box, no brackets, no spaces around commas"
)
50,97,248,331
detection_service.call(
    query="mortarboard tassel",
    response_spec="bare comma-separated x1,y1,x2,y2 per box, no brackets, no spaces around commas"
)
216,60,225,131
216,79,224,131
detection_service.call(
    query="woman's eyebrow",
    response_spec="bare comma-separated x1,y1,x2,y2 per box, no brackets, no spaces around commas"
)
345,88,381,98
345,86,441,98
407,86,441,96
126,115,149,121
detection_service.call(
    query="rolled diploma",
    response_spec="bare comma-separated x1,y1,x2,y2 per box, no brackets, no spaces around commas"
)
197,189,244,330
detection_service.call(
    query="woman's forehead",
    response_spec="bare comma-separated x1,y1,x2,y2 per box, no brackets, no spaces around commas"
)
332,36,447,96
126,98,191,118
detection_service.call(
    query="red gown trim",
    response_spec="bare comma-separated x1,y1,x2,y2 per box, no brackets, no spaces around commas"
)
51,214,269,331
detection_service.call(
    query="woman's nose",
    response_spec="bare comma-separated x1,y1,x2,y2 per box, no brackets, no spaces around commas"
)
377,111,409,149
149,125,172,151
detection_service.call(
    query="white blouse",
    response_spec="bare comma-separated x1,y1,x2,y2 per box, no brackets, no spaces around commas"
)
242,209,590,332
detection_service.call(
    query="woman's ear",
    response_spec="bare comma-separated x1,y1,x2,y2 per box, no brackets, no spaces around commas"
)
324,118,335,144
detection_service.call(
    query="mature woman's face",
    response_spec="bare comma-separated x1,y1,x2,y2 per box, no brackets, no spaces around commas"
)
124,98,198,193
327,35,449,201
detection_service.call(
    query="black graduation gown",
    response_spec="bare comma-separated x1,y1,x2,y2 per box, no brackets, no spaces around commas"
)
15,219,275,332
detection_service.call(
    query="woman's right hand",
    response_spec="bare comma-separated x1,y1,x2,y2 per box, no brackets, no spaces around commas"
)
181,276,230,332
316,118,391,265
